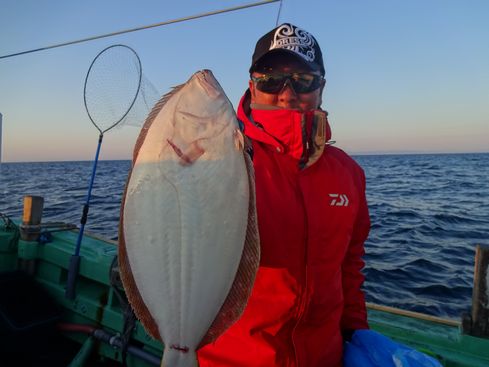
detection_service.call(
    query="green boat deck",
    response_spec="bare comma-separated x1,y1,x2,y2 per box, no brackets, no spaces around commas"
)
368,304,488,366
0,219,488,366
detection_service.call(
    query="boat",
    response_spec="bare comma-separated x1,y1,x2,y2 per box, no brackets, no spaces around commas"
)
0,196,488,366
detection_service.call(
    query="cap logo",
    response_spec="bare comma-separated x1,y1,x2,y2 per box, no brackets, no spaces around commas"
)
269,24,316,62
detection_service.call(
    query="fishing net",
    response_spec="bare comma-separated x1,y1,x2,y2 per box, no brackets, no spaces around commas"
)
66,44,159,300
83,44,159,133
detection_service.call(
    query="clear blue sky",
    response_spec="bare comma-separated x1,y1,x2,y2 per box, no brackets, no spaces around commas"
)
1,0,488,162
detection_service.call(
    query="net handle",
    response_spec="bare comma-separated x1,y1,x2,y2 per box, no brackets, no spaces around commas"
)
83,44,143,134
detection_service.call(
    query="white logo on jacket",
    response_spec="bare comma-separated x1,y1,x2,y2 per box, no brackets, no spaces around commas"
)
329,194,349,207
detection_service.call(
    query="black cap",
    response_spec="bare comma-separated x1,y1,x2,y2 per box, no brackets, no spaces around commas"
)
250,23,325,76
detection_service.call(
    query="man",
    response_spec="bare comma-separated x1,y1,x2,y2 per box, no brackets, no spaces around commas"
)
198,23,370,367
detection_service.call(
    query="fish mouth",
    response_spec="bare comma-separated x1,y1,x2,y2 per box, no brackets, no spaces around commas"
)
196,70,222,99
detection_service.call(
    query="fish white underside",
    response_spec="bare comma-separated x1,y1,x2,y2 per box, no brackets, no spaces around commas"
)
123,97,249,366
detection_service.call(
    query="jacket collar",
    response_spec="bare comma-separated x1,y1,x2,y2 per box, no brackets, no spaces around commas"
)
237,90,332,169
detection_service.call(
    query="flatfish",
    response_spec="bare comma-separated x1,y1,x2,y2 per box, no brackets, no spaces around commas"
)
118,70,259,367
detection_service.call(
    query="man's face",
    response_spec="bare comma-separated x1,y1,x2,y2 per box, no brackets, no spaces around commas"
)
249,54,325,111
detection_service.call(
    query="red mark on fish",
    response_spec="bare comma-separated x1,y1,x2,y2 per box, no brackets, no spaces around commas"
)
170,344,190,353
167,139,205,166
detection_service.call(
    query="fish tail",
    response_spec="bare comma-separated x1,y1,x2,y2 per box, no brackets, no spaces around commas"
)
162,347,199,367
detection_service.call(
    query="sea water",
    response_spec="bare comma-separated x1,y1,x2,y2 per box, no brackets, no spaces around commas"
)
1,153,488,319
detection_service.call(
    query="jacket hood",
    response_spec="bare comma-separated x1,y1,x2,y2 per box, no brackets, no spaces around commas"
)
237,89,332,169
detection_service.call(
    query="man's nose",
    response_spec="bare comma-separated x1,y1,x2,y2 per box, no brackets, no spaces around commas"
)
277,80,298,106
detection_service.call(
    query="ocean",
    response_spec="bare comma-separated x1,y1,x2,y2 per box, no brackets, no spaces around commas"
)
1,153,488,320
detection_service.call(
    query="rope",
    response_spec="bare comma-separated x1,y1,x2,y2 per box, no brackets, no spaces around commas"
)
0,213,20,249
0,0,281,60
0,212,16,229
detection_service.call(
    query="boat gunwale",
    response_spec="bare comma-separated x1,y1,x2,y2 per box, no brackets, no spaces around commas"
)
366,302,460,327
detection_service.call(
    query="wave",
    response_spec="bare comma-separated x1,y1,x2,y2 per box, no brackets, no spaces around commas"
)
2,154,488,318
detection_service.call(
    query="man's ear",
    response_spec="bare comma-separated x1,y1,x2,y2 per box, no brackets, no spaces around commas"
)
249,79,256,103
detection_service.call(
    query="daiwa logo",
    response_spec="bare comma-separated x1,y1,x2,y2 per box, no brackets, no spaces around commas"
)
329,194,349,207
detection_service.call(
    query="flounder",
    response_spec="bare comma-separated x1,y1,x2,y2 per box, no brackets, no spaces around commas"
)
118,70,259,367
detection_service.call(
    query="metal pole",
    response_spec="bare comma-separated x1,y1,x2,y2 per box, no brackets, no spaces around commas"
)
65,134,104,300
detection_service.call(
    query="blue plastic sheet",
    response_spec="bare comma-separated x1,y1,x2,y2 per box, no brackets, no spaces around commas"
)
343,330,443,367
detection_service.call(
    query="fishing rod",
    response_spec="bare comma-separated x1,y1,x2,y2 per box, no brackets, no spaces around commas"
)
0,0,280,60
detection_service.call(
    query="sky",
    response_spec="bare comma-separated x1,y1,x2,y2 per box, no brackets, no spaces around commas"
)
0,0,488,162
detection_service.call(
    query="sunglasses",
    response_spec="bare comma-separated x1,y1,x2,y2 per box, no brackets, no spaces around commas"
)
251,72,323,94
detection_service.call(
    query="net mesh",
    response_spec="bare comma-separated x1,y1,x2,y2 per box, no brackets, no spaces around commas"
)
116,75,160,129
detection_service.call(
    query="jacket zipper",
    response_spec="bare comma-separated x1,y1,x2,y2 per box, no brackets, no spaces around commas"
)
291,177,309,367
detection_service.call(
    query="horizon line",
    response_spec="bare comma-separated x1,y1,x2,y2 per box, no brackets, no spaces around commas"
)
1,150,488,164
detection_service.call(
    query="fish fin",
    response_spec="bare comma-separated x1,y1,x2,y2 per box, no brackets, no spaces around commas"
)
234,128,245,151
158,84,186,107
132,83,187,164
118,174,162,342
198,149,260,348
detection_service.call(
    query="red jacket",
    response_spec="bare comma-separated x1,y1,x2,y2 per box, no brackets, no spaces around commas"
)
198,91,370,367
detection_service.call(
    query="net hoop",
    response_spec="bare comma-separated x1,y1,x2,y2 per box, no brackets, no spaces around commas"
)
83,44,143,134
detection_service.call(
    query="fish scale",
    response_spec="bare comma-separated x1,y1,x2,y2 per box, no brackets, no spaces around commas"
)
118,70,260,367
